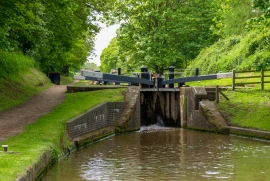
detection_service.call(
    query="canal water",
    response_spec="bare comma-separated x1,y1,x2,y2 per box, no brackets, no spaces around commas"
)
42,126,270,181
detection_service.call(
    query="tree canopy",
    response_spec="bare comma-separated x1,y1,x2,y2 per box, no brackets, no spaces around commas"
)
101,0,218,74
100,37,119,73
212,0,261,37
185,0,270,75
0,0,111,74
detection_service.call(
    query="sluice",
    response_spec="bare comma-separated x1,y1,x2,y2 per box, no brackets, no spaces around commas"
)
140,88,180,127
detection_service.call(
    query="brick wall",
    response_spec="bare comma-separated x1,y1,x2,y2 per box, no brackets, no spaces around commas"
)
67,102,127,139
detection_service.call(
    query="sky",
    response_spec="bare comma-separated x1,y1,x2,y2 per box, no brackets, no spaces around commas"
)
87,24,120,66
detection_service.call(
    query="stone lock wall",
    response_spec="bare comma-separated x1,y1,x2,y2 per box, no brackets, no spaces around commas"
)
67,102,127,139
180,87,215,131
180,86,229,133
115,86,141,132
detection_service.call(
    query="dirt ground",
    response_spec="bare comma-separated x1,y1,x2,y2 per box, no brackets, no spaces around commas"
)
0,85,67,142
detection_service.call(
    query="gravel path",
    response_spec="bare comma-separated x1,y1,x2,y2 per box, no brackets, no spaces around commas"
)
0,85,67,142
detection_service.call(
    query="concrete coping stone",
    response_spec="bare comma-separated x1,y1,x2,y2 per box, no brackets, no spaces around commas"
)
192,86,207,96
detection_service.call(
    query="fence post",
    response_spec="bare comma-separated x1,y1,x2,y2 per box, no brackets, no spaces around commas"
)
261,68,264,90
216,85,219,103
232,69,235,90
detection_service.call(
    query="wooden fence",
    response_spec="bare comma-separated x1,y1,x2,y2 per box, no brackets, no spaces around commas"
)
232,69,270,90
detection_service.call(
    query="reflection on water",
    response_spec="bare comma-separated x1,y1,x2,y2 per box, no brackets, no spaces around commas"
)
42,126,270,181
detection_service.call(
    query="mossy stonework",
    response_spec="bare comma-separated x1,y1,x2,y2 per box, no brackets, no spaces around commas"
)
115,86,140,133
17,87,141,181
17,151,54,181
180,87,218,132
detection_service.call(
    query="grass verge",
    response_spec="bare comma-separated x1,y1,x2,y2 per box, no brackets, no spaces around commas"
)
60,76,74,85
0,89,126,181
217,89,270,131
0,51,52,112
0,68,51,112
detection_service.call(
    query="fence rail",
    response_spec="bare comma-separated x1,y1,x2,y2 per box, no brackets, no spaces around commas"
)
232,69,270,90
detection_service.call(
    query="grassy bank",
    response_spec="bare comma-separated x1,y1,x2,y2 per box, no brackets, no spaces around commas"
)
217,89,270,131
188,78,270,131
0,52,51,112
0,88,126,181
60,76,74,85
185,29,270,75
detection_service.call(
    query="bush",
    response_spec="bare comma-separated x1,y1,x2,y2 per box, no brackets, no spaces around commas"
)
185,29,270,75
0,51,35,78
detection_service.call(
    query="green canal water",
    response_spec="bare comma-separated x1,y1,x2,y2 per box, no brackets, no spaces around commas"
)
42,126,270,180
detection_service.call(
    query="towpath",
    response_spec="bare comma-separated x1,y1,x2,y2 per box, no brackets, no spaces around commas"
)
0,85,67,141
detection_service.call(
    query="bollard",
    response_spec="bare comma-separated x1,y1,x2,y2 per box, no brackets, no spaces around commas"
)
141,66,149,88
118,68,121,75
115,68,121,85
169,66,175,88
195,68,199,76
2,145,8,152
154,78,163,88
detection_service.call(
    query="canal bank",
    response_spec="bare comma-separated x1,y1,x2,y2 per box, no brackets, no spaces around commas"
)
1,85,270,181
0,88,126,181
17,86,140,181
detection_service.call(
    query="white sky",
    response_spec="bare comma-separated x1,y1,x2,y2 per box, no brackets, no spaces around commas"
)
87,24,120,66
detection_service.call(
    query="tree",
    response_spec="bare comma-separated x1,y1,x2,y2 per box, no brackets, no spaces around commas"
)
109,0,218,74
0,0,48,52
82,62,98,71
212,0,261,37
100,37,119,73
0,0,114,74
247,0,270,30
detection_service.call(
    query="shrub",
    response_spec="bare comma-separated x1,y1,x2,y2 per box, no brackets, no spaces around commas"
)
186,29,270,75
0,51,35,78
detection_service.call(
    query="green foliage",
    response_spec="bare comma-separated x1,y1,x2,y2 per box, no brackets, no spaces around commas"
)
186,29,270,75
60,76,74,85
253,0,270,11
0,89,125,180
82,62,98,71
0,51,35,78
107,0,218,74
30,0,95,73
246,0,270,30
0,68,51,112
0,0,113,74
100,38,119,73
212,0,260,37
0,52,51,112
